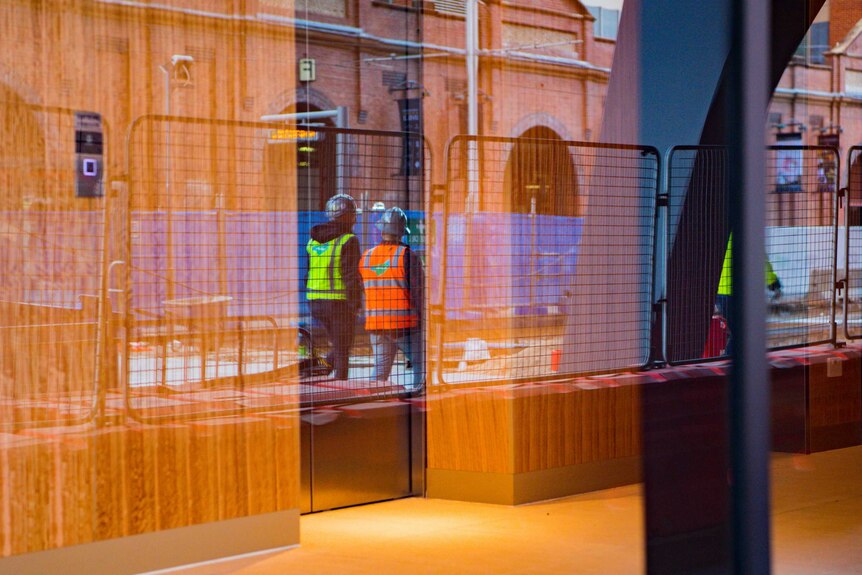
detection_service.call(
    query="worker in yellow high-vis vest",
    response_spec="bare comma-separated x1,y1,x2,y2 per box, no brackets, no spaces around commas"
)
715,233,782,354
306,194,363,380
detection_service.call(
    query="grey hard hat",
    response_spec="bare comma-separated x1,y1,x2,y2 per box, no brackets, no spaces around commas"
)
376,207,410,236
325,194,357,222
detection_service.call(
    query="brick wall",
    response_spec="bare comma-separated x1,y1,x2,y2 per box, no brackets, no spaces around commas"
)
830,0,862,46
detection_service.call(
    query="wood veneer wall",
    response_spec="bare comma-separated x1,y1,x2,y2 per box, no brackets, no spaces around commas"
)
427,378,642,493
0,412,300,558
0,0,302,563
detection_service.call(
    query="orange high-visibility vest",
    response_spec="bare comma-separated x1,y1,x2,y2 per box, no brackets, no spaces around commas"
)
359,244,418,330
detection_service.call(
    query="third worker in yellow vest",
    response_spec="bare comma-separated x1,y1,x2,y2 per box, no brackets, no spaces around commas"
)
715,233,782,355
359,207,424,391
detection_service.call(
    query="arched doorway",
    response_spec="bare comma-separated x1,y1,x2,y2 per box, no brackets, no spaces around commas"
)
505,126,579,216
263,102,337,212
0,85,45,209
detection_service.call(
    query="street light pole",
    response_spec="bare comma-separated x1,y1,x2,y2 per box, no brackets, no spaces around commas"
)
465,0,479,212
157,63,175,300
157,55,193,301
466,0,479,139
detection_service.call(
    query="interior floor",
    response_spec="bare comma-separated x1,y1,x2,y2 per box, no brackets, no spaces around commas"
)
164,446,862,575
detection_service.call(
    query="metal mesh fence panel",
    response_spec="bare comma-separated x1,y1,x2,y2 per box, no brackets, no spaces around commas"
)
127,116,296,421
765,145,837,348
0,105,108,428
127,119,427,418
665,146,728,363
296,127,429,403
437,135,658,383
845,145,862,339
666,145,837,364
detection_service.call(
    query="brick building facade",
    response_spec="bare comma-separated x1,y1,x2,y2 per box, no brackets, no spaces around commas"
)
0,0,302,211
0,0,614,215
5,0,862,209
295,0,614,215
770,2,862,175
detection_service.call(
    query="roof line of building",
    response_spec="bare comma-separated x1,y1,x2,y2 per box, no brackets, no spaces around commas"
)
775,86,862,102
96,0,238,21
829,18,862,55
96,1,462,55
97,0,607,73
261,14,609,72
504,51,610,73
257,12,445,53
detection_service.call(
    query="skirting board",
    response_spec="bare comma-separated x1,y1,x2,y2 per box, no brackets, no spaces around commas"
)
427,457,642,505
0,509,299,575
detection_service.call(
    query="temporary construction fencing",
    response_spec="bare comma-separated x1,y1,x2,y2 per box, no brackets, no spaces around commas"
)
844,146,862,340
0,105,113,430
665,145,838,364
124,118,428,420
5,120,862,427
434,135,660,383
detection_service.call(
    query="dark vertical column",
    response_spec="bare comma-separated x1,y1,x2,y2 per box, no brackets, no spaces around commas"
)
666,0,827,361
614,1,826,574
727,0,771,572
575,0,732,374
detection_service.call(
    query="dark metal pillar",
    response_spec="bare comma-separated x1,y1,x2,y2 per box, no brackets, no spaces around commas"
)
727,0,771,571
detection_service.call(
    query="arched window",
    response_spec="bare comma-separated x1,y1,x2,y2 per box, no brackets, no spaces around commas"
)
506,126,579,217
0,85,45,210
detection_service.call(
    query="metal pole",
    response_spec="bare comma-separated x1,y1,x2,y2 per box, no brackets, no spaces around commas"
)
465,0,479,212
158,64,175,301
466,0,478,138
336,106,347,195
727,0,771,572
463,0,480,323
530,196,536,310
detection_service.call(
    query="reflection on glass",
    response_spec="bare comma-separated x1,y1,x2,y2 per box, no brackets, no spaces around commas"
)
2,0,861,573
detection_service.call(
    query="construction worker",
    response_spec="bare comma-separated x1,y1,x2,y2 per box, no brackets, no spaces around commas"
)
715,233,782,355
306,194,363,380
359,207,424,390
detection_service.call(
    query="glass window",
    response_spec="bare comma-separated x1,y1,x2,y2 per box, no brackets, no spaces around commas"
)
4,2,862,575
586,5,620,40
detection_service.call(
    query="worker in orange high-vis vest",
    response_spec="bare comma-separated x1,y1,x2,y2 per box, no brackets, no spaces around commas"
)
359,207,424,391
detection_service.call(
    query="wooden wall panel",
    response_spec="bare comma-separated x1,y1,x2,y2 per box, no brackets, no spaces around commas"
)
57,434,93,548
124,426,159,536
771,346,862,453
93,427,127,542
188,421,221,527
269,412,302,512
809,358,862,428
512,382,641,474
428,378,643,480
0,0,302,565
245,418,278,517
0,408,300,559
427,387,514,474
155,424,191,531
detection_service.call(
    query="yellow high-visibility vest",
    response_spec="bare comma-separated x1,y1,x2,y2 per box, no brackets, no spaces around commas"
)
718,234,778,296
306,234,355,300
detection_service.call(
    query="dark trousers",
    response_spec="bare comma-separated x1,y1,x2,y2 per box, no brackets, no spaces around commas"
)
715,294,733,356
310,300,355,380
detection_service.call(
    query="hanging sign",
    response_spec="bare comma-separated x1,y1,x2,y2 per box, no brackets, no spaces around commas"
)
816,133,839,194
775,132,803,193
267,127,319,144
398,98,423,176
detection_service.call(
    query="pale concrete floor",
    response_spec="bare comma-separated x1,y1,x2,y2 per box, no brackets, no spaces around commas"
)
169,447,862,575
